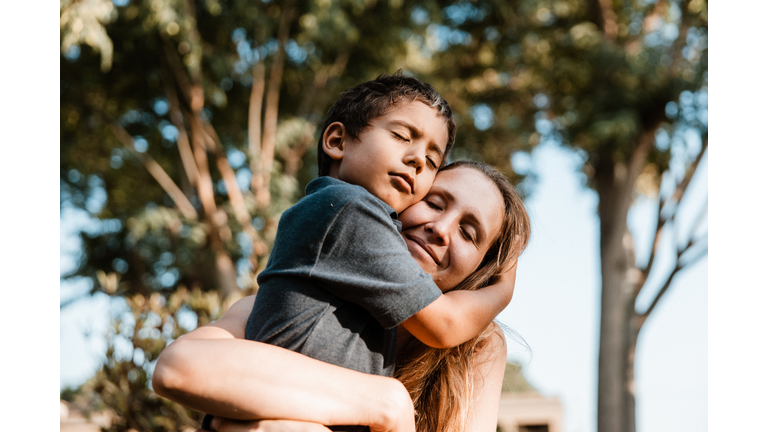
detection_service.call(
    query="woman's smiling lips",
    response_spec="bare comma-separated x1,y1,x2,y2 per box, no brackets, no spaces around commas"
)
404,233,440,265
389,172,414,194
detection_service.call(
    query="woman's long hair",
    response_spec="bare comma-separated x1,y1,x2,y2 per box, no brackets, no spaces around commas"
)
394,160,531,432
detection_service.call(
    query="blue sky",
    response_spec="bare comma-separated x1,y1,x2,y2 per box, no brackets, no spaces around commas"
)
60,141,708,432
497,142,707,432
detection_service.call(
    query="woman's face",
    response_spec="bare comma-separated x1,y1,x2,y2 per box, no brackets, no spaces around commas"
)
399,167,505,291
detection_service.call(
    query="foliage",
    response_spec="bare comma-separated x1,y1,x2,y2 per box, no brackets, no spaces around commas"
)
61,0,706,431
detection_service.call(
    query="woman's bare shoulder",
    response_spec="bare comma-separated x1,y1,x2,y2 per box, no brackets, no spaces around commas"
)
223,295,257,318
180,295,256,341
474,322,508,363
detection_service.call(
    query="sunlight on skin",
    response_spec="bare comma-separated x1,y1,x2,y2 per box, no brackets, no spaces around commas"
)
61,144,707,432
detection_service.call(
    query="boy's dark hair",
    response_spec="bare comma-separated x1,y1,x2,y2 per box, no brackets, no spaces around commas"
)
316,72,456,176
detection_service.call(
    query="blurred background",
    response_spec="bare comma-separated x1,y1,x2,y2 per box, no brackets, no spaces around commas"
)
59,0,707,431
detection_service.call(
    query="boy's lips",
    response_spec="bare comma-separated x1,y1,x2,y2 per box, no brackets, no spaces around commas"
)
404,234,440,265
390,172,415,194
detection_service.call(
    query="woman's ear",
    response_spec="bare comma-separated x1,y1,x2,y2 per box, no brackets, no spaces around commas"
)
322,122,346,161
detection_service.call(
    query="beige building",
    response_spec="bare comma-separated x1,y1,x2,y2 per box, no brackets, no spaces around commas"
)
497,363,564,432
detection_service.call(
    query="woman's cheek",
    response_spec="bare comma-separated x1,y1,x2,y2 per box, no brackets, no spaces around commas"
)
455,246,482,282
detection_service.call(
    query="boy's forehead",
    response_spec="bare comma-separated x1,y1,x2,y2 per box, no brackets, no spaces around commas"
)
380,100,449,142
385,102,449,163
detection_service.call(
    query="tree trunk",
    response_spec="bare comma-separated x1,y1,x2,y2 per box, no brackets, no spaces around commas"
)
596,212,639,432
594,119,658,432
594,162,640,432
595,161,636,432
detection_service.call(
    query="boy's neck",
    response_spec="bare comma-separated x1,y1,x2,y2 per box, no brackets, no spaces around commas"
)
326,164,341,180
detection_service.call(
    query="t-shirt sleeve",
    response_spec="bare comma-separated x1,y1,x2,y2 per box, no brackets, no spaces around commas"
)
309,194,442,329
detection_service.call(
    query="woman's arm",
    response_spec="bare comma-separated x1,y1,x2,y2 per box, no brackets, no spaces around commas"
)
152,296,415,432
199,323,510,432
466,324,508,431
199,418,332,432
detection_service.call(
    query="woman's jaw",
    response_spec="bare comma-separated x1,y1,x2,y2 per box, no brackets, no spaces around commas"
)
399,167,505,292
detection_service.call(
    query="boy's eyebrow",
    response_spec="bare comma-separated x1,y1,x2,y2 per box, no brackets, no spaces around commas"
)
428,139,445,164
390,120,445,163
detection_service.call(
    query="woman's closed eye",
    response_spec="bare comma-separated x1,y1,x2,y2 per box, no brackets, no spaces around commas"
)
461,225,478,245
425,198,443,211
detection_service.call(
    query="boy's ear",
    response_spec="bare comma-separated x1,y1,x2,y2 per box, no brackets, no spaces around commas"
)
322,122,346,161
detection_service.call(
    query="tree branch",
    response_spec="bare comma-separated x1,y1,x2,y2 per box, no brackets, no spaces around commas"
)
248,60,266,193
672,133,707,205
184,110,218,220
163,77,200,188
110,123,198,220
71,80,199,221
595,0,618,41
201,122,268,256
163,29,267,259
638,131,707,295
688,195,708,241
638,231,707,323
183,108,240,297
160,36,194,108
636,196,667,298
681,240,708,268
182,0,205,112
256,0,296,209
669,0,693,76
637,263,680,328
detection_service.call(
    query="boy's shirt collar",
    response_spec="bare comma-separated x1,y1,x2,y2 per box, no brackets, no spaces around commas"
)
306,176,403,232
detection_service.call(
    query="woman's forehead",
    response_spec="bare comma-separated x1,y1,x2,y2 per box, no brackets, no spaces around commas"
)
433,168,504,234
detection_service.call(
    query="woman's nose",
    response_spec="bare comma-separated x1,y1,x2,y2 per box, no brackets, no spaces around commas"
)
425,219,450,246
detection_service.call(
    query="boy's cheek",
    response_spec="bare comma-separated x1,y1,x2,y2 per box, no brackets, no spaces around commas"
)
398,201,422,222
415,175,438,200
408,191,428,209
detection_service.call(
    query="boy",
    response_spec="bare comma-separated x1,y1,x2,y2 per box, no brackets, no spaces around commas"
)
202,73,514,430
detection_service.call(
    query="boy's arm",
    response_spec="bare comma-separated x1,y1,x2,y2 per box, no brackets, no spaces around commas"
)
152,297,415,432
401,260,517,349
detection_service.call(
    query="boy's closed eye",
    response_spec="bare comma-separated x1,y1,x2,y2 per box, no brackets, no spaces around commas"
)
392,130,440,169
426,155,438,169
392,131,409,142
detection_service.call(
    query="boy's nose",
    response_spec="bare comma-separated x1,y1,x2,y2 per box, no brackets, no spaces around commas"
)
404,153,425,174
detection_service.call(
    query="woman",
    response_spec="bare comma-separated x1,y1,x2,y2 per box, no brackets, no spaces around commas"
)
153,161,531,432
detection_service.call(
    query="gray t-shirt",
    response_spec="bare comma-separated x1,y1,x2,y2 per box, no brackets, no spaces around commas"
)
245,176,442,377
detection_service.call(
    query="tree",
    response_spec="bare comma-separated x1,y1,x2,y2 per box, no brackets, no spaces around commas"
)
61,0,707,430
394,1,707,431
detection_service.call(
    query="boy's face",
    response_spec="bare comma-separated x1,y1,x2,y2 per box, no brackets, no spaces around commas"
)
326,100,449,213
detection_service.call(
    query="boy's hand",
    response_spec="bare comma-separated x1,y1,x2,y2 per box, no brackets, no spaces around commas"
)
489,257,518,301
